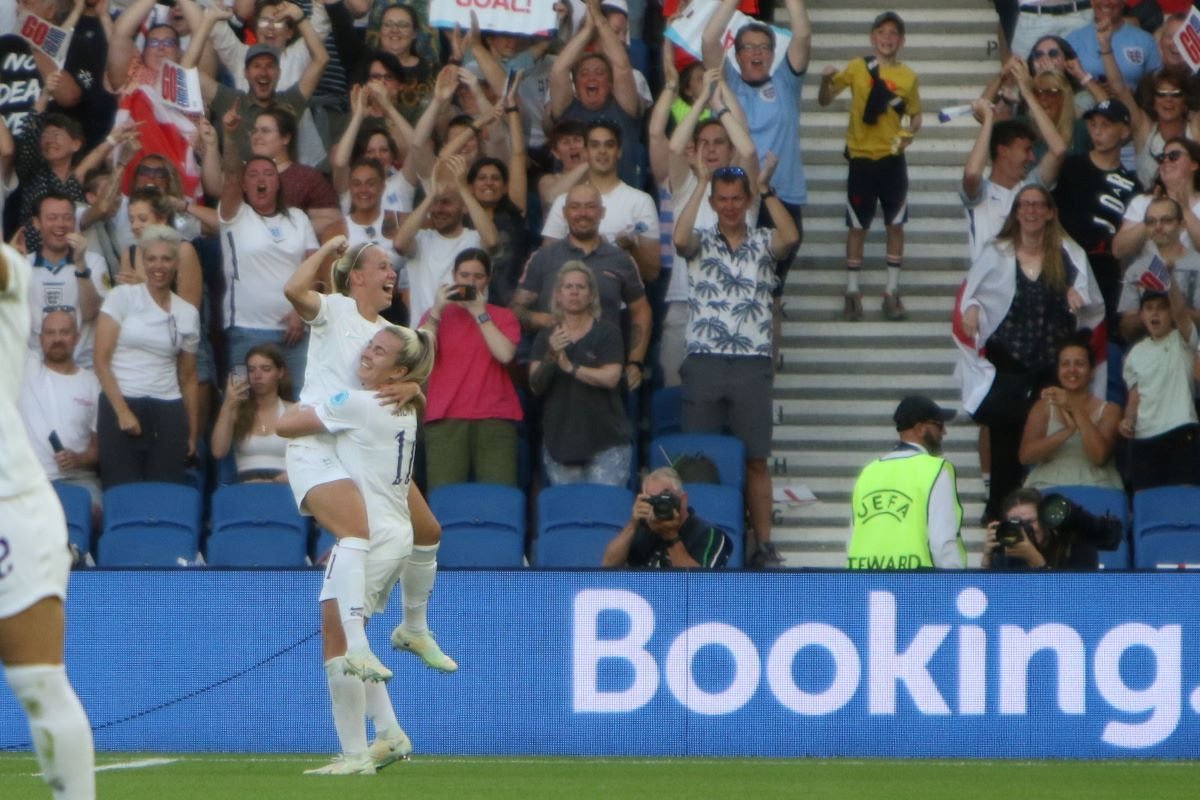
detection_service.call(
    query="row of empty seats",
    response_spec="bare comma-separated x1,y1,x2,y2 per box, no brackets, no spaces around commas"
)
1046,485,1200,570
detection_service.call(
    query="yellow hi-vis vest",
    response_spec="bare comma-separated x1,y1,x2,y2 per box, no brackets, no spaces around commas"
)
847,450,962,569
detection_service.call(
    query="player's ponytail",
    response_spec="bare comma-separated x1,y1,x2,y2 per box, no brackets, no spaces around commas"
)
381,325,435,414
332,242,379,296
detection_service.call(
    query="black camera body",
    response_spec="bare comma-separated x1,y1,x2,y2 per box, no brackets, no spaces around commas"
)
646,492,680,521
996,517,1033,548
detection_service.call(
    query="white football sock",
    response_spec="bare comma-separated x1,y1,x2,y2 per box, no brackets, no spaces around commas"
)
845,261,862,293
363,679,401,736
400,544,438,634
329,538,370,651
4,664,95,800
323,657,367,756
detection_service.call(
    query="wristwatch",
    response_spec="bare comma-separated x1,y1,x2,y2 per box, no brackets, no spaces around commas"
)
476,312,491,325
74,267,92,280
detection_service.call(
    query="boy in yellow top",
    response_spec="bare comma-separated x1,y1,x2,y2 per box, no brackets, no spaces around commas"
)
818,11,922,322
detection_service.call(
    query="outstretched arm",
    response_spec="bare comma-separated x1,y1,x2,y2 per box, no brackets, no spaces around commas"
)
285,235,348,321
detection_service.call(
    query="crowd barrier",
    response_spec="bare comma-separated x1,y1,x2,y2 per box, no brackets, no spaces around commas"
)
2,569,1199,758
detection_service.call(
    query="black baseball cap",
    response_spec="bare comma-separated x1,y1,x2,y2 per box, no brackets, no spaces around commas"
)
1082,99,1131,126
894,396,956,431
872,11,905,36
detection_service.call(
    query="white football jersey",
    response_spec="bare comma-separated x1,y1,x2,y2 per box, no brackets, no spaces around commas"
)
299,293,388,406
0,244,52,498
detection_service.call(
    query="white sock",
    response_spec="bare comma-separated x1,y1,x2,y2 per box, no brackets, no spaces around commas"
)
363,679,401,736
323,657,367,756
845,261,861,293
5,664,95,800
400,544,438,634
329,539,370,651
886,266,901,293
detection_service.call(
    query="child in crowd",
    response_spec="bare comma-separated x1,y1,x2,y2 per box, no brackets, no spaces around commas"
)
818,10,922,322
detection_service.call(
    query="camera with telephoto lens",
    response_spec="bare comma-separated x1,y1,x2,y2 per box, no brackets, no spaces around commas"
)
995,517,1033,547
447,284,478,302
1037,493,1123,550
646,492,680,521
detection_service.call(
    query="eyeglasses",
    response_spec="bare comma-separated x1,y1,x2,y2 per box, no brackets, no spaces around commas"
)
1032,47,1061,59
1155,89,1184,98
1016,199,1049,209
368,72,398,82
380,19,413,30
1145,215,1181,226
145,38,179,49
136,165,170,178
736,44,772,54
1033,87,1062,97
257,18,290,28
1155,149,1188,163
712,166,747,179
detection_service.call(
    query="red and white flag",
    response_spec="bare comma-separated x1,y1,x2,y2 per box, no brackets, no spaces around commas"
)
114,83,202,201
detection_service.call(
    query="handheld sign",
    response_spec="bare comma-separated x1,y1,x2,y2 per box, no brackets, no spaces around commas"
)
1174,8,1200,74
429,0,556,37
158,61,204,115
17,9,73,68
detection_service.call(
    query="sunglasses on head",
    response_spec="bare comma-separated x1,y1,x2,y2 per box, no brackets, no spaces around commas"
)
712,166,747,179
1155,150,1188,164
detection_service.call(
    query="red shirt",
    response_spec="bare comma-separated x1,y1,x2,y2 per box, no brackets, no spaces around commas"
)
421,303,523,424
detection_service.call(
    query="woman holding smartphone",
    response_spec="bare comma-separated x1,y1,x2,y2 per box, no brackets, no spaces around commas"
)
210,343,296,483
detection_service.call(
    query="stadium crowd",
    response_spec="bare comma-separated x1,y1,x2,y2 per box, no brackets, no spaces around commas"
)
5,0,1200,570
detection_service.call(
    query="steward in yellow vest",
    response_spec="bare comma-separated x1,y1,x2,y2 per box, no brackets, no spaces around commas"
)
848,396,967,569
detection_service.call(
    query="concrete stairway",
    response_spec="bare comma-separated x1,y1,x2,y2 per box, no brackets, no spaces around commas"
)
770,0,1002,566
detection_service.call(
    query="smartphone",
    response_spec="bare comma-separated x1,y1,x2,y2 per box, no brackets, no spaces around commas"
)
448,284,478,302
501,68,516,100
49,431,64,453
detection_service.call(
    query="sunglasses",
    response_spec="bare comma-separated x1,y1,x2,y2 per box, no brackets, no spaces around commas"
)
137,165,170,177
1017,199,1049,209
1032,47,1062,59
1034,87,1062,97
1155,150,1188,164
1156,89,1184,98
145,38,179,49
712,166,747,179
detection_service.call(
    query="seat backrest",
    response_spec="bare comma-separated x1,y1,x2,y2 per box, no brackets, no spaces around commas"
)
97,529,197,567
1133,486,1200,538
685,483,745,568
429,483,526,536
1134,531,1200,570
648,434,745,487
52,481,93,557
206,529,307,567
650,386,683,439
210,483,307,538
536,484,632,535
102,483,202,541
534,526,616,567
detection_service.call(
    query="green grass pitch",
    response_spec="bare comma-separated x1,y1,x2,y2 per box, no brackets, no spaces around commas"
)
2,754,1199,799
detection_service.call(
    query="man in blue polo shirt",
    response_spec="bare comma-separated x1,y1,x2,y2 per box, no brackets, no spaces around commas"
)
701,0,811,341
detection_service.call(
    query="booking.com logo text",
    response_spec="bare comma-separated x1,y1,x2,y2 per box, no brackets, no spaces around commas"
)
572,588,1190,749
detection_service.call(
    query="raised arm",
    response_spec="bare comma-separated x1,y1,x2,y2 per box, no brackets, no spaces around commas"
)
454,158,499,249
106,0,158,90
285,234,347,321
217,107,245,220
331,85,368,194
549,11,595,120
783,0,811,73
714,78,758,180
465,12,507,98
674,159,709,259
760,156,798,259
649,49,678,186
180,4,231,104
961,99,994,203
393,187,436,258
502,76,528,214
587,0,639,117
1010,59,1066,185
701,0,739,70
289,2,330,100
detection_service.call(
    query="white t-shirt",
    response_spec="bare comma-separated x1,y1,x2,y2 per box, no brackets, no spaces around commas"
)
1124,328,1199,439
541,180,659,244
220,203,318,331
299,292,388,406
344,207,409,290
405,227,482,328
0,244,49,497
100,283,200,400
114,194,203,252
17,355,100,482
338,170,415,217
25,250,109,369
316,389,417,558
1123,194,1200,252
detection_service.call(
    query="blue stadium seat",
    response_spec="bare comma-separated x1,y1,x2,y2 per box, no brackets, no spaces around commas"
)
206,483,308,567
536,484,632,567
648,433,745,487
650,386,682,438
685,484,744,568
1043,485,1130,569
312,528,336,564
1133,486,1200,569
98,483,202,566
429,483,526,567
52,481,92,557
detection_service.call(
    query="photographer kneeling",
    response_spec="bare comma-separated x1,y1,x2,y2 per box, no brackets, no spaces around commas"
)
983,487,1115,570
602,467,732,568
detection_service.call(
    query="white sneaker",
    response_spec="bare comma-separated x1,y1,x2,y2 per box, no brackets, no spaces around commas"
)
303,753,376,776
343,648,393,683
390,627,458,673
368,728,413,770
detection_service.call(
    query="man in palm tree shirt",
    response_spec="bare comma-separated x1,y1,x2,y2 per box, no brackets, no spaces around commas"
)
673,162,799,568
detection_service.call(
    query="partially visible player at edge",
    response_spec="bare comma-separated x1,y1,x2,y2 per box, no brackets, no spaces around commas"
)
279,325,435,775
0,243,96,799
282,237,457,770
